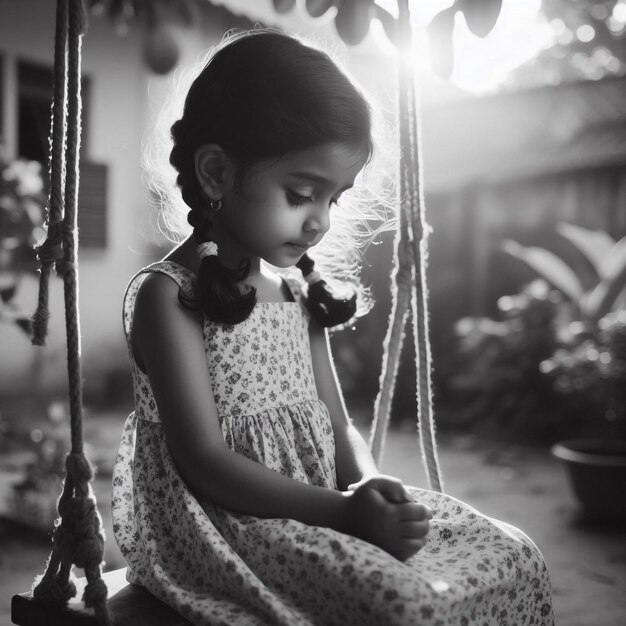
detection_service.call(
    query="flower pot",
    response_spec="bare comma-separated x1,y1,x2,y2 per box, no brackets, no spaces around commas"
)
551,439,626,522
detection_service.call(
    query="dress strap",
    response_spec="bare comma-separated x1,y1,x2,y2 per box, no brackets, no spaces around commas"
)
122,260,196,342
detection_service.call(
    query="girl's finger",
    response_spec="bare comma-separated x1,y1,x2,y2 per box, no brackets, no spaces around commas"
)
399,519,430,538
396,537,428,561
397,502,432,521
371,476,409,503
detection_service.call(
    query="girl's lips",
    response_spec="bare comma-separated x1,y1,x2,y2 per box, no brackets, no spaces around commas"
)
287,242,312,252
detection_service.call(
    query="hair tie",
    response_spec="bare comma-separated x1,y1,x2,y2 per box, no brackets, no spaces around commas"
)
302,270,322,285
197,241,218,259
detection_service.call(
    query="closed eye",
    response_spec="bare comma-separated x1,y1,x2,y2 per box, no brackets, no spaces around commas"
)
286,189,312,208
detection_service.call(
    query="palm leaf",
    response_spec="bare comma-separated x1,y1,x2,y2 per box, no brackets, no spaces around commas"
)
598,236,626,280
502,240,584,304
556,222,615,277
584,237,626,321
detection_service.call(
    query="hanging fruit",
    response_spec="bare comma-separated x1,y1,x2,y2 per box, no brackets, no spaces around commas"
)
458,0,502,38
375,4,399,46
272,0,297,14
335,0,375,46
305,0,337,18
143,22,180,74
427,5,457,79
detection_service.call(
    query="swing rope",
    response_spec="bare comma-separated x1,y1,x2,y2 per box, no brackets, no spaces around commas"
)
30,0,111,623
23,1,437,620
369,0,443,493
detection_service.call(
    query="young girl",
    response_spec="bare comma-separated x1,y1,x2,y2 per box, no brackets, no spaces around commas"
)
112,30,553,625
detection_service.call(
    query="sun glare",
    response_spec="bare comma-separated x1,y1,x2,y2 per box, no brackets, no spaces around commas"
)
374,0,546,95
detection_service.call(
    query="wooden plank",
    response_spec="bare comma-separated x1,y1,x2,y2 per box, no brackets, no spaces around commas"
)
11,568,190,625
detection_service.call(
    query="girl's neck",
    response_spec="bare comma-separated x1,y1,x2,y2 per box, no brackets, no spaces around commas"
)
167,235,262,278
165,236,288,303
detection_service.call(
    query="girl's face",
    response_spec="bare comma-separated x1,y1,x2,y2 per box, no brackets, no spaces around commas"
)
216,143,367,269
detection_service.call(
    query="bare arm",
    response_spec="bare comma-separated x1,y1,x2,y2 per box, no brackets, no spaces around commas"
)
131,273,351,531
307,320,382,489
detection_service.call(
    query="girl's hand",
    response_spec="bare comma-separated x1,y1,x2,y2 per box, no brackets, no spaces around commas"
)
345,477,432,561
347,474,412,504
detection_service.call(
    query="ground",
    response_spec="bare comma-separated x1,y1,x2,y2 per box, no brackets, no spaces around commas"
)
1,411,625,625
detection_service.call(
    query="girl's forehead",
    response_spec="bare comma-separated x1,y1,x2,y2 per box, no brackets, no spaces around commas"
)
264,143,367,187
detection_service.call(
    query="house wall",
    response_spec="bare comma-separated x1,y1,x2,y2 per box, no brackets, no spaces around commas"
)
0,0,243,402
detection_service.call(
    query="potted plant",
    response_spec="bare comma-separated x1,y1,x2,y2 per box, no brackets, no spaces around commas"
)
0,155,46,333
503,223,626,521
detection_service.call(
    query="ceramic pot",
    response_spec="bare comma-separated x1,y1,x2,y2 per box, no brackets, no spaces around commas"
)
551,438,626,521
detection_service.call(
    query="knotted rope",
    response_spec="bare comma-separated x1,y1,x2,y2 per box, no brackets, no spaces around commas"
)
369,0,443,492
30,1,111,623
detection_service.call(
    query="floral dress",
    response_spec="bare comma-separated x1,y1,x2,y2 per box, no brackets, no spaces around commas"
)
112,261,554,626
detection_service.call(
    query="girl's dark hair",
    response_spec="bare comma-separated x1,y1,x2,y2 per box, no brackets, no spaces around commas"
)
169,30,372,325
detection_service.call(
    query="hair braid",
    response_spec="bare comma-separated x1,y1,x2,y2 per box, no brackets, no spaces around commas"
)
297,253,356,327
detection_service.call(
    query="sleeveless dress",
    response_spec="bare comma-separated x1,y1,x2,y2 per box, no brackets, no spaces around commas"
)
112,261,554,626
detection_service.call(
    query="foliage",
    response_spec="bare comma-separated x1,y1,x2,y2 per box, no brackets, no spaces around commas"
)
451,223,626,443
502,222,626,333
540,308,626,439
4,400,70,531
511,0,626,87
451,280,566,442
0,157,46,333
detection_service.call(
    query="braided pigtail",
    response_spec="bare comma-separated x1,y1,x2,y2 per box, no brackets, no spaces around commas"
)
171,119,256,325
187,209,256,324
296,253,356,328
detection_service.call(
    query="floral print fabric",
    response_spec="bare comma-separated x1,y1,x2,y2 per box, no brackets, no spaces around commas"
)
112,261,554,625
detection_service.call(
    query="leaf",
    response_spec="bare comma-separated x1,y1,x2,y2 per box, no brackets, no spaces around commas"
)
375,4,399,46
427,6,456,79
502,240,585,304
458,0,502,38
584,237,626,321
305,0,336,19
335,0,374,46
556,222,615,277
599,236,626,281
272,0,296,14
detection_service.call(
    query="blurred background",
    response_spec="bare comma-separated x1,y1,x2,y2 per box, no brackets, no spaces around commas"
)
1,1,625,624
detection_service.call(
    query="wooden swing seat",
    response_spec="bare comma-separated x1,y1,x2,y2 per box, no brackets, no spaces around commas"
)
11,567,190,626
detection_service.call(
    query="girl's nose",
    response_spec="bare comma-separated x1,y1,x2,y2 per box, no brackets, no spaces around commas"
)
304,205,330,235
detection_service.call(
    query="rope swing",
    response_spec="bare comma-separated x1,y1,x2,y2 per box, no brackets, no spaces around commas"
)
29,0,111,623
369,0,443,493
22,1,440,623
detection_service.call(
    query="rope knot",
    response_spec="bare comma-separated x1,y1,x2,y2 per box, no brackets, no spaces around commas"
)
35,221,64,265
54,258,76,278
66,452,94,483
55,495,104,568
32,573,77,604
83,576,108,609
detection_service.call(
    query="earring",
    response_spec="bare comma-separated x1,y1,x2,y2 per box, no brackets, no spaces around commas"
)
210,198,223,212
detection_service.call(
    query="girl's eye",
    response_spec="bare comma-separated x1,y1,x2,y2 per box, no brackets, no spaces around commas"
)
286,190,312,208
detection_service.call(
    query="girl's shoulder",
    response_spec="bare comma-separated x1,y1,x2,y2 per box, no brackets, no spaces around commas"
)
129,260,196,296
123,261,197,339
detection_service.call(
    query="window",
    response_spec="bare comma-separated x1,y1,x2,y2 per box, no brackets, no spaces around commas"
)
18,61,53,163
16,59,107,248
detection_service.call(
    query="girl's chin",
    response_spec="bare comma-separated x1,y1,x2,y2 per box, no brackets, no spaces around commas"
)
265,244,308,268
261,255,300,269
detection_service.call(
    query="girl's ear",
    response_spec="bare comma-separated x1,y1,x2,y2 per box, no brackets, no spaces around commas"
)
194,143,232,198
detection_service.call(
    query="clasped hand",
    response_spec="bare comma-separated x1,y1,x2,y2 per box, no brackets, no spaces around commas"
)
345,475,432,562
